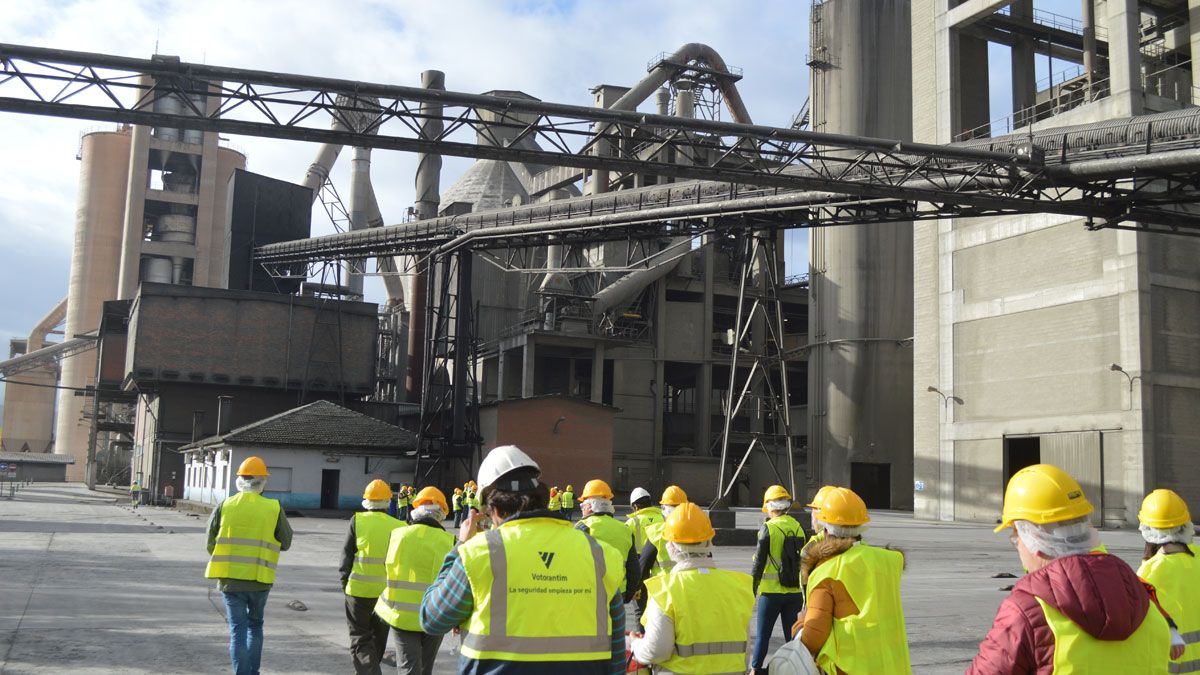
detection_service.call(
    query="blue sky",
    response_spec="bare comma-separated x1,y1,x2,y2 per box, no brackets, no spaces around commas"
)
0,0,1089,403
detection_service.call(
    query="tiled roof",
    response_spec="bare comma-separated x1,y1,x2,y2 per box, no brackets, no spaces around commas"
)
182,400,416,452
0,452,75,464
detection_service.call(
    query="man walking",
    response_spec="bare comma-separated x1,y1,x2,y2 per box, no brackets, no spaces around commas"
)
341,480,405,674
205,456,293,675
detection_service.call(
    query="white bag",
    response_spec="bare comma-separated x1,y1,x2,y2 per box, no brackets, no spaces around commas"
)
767,632,821,675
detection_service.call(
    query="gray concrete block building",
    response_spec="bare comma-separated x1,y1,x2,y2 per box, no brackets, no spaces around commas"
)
910,0,1200,525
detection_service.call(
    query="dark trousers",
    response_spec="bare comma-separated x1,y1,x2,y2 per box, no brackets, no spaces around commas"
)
750,592,805,670
453,509,463,527
345,595,390,675
392,627,444,675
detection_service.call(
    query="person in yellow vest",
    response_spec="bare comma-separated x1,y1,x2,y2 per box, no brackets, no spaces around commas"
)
549,486,562,512
967,464,1178,674
625,486,665,621
205,456,293,675
576,479,641,603
339,479,405,675
638,485,688,584
395,485,410,522
1137,488,1198,674
562,483,576,521
749,485,807,674
419,445,626,674
629,502,755,674
790,487,909,674
452,487,464,528
375,486,454,675
130,478,141,507
803,485,838,552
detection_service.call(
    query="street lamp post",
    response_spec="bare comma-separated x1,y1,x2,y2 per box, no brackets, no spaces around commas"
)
1109,364,1142,411
926,386,964,522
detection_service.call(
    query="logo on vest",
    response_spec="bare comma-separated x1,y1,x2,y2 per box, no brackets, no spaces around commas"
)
538,551,555,568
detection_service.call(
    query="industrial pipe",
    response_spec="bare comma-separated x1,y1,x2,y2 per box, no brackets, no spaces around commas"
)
27,297,67,352
406,70,445,404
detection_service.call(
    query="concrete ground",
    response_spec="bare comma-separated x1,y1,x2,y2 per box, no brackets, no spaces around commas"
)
0,483,1152,674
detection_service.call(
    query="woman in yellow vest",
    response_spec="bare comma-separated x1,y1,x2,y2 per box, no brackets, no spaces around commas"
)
967,464,1175,673
1137,488,1198,673
792,486,911,675
375,486,454,675
340,479,405,675
749,485,807,674
576,479,641,603
638,485,688,583
419,445,626,674
205,456,293,675
549,486,562,512
629,501,756,674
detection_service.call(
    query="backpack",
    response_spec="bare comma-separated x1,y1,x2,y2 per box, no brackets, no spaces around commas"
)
777,527,804,588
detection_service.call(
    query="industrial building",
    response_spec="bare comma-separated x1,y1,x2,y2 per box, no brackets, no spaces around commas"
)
0,0,1198,525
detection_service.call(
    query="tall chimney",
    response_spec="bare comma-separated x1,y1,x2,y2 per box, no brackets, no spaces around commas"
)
216,396,234,435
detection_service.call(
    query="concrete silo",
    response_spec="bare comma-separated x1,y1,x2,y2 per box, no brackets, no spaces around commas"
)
807,0,914,508
54,129,133,480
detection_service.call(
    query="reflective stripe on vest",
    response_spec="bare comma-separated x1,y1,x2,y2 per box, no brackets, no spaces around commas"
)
562,492,574,508
205,492,282,584
374,523,455,631
458,517,621,662
580,514,635,592
808,543,912,675
346,511,405,598
549,496,561,511
641,567,754,674
1138,544,1200,675
760,515,805,594
645,521,674,576
626,508,664,552
1037,593,1169,674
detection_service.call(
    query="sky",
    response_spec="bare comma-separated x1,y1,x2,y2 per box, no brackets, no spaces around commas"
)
0,0,1084,403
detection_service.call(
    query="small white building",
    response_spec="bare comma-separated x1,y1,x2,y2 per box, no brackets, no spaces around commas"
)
180,400,417,510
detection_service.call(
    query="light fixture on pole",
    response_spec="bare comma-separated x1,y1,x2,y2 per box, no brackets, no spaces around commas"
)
1109,364,1142,411
926,386,964,412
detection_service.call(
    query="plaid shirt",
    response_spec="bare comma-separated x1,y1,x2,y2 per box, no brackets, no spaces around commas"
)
420,511,626,675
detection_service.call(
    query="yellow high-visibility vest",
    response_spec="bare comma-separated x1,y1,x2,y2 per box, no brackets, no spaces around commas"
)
626,507,664,552
374,522,455,631
205,492,283,584
807,543,912,675
580,513,635,591
457,517,622,663
452,493,463,512
759,514,806,594
644,521,673,577
1037,594,1169,674
642,567,755,674
1138,544,1200,674
549,495,561,511
561,491,575,509
345,511,405,598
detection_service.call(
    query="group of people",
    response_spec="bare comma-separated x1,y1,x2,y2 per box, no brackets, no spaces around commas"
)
203,450,1198,674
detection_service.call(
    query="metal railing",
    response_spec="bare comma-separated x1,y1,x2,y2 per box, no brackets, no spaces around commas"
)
995,5,1108,40
955,73,1111,141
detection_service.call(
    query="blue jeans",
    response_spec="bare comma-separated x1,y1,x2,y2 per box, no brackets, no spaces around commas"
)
750,592,805,669
222,590,269,675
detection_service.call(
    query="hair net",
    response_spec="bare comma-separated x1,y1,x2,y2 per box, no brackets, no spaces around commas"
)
236,476,266,494
583,497,614,514
361,499,390,511
1139,522,1195,546
661,504,676,518
766,498,792,513
666,539,714,563
1014,517,1099,559
410,504,445,522
823,523,866,538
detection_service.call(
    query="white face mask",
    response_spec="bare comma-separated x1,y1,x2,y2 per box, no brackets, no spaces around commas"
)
661,505,675,518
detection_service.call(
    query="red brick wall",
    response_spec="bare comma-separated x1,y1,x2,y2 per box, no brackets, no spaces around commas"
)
489,397,614,490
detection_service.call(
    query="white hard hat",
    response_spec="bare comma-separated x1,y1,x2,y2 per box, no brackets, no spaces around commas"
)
629,487,651,505
478,445,540,491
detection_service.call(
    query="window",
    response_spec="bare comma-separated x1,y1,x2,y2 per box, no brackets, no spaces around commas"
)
267,467,293,493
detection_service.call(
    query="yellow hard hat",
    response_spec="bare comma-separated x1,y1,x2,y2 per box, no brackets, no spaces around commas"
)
660,485,688,506
580,479,613,500
762,485,792,512
995,464,1093,532
1139,489,1191,529
820,487,870,527
454,487,463,495
566,485,574,492
663,502,716,544
413,486,449,513
236,456,269,477
806,485,838,511
363,479,392,501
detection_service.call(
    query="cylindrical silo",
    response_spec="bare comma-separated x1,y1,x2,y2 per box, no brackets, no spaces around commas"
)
55,129,133,479
807,0,914,509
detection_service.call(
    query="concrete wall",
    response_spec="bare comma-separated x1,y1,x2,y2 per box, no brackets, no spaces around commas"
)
184,444,410,510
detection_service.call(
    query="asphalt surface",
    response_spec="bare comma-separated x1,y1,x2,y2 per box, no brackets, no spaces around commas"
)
0,483,1152,674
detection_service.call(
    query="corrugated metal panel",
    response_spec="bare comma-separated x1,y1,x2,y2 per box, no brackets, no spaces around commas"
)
1041,431,1102,526
1155,386,1200,511
1152,286,1200,376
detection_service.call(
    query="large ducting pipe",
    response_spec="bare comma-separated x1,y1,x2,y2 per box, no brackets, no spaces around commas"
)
406,70,445,403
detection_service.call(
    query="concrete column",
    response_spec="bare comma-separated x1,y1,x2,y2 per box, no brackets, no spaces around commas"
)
1190,0,1200,95
116,124,151,299
497,349,508,401
1010,0,1037,126
954,33,992,137
590,344,605,404
1082,0,1098,90
699,241,715,455
521,340,536,398
1107,0,1144,113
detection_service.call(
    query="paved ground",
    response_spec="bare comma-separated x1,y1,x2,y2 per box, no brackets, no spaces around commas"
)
0,483,1152,674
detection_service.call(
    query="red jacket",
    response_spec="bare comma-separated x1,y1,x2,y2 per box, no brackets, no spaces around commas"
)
966,553,1155,675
